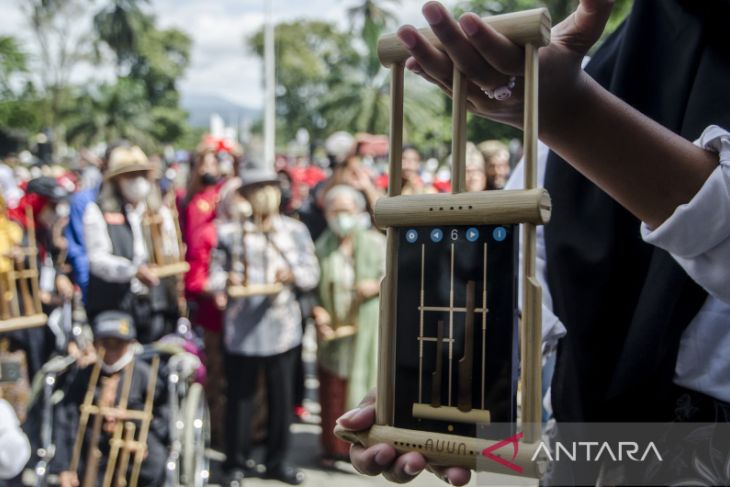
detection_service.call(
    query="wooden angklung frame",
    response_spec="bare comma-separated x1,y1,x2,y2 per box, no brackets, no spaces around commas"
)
335,8,552,478
142,201,190,279
227,223,284,299
70,352,160,487
0,207,48,333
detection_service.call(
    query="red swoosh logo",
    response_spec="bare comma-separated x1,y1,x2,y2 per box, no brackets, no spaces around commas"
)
481,432,524,474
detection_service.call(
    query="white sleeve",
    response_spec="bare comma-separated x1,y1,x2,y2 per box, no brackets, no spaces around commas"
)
0,399,31,480
641,125,730,304
84,203,138,283
505,142,567,348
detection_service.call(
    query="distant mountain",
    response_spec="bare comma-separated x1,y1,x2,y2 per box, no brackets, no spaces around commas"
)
182,93,261,128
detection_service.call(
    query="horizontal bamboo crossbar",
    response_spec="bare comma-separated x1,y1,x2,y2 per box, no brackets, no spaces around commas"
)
149,262,190,278
320,325,357,342
334,424,547,477
0,314,47,332
377,8,551,67
227,283,283,298
412,403,491,424
80,405,153,422
373,188,551,227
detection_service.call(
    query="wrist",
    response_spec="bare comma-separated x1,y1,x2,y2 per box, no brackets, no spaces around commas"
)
539,70,596,146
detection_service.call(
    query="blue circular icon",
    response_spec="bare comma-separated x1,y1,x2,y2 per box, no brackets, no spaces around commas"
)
430,228,444,243
405,229,418,243
466,227,480,242
492,227,507,242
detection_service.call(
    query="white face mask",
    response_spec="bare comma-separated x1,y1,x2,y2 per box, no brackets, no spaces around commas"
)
119,176,151,204
101,347,135,375
328,212,369,237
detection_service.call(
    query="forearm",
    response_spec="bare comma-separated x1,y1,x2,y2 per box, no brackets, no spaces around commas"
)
540,72,718,229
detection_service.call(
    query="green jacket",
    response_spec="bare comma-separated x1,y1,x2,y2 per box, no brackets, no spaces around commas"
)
315,228,385,409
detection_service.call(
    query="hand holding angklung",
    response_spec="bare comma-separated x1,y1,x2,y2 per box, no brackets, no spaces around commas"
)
339,391,471,486
397,0,614,130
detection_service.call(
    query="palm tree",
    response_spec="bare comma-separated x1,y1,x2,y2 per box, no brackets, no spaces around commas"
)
93,0,150,72
346,0,400,78
64,78,155,149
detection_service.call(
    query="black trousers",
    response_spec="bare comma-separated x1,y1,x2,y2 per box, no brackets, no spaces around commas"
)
224,348,297,471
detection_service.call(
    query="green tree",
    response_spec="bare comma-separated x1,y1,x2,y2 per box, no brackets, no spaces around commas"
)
92,1,192,147
249,21,362,143
93,0,151,73
20,0,94,130
0,36,28,96
0,36,44,138
249,18,451,153
64,77,156,149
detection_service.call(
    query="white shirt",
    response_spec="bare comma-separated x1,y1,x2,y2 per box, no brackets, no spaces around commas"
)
508,126,730,403
210,215,320,356
84,201,177,294
641,125,730,403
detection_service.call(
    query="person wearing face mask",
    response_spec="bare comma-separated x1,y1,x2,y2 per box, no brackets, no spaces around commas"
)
209,168,319,486
83,146,180,344
312,184,385,466
180,146,225,447
54,311,168,487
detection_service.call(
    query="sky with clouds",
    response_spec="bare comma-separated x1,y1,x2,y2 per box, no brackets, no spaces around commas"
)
1,0,432,109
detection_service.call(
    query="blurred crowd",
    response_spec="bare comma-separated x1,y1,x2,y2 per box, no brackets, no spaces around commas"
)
0,131,515,486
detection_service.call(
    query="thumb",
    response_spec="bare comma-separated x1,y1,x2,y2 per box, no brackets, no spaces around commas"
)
554,0,615,55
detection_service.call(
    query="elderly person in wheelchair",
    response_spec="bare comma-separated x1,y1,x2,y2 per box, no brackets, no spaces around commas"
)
25,311,208,487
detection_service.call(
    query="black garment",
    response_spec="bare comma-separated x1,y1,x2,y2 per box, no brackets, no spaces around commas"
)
297,182,328,242
53,359,168,486
545,0,730,423
86,206,177,344
224,348,298,472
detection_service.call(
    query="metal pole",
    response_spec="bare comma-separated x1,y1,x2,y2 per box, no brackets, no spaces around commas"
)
263,0,276,170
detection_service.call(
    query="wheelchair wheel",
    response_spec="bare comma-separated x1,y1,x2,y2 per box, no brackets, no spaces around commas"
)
182,382,210,487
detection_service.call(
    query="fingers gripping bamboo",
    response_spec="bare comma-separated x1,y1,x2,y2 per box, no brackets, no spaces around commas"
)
377,8,550,67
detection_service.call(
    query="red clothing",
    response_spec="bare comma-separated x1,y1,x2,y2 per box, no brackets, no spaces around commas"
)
182,185,222,331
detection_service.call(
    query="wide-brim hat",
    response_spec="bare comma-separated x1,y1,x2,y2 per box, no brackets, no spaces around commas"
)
105,146,151,180
239,167,280,190
93,311,136,341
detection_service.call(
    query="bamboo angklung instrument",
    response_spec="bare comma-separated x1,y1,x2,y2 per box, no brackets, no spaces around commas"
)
0,207,47,331
143,201,190,279
335,7,551,477
227,216,283,298
70,353,159,487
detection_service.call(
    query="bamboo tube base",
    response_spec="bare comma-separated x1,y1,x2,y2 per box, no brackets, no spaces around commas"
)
334,424,547,478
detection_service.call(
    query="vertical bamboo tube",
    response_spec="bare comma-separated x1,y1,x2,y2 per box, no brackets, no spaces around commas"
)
451,68,468,195
129,355,160,487
103,361,135,487
376,62,404,426
520,43,542,444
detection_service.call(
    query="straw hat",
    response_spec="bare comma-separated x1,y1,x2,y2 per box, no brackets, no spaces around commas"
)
105,146,151,180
